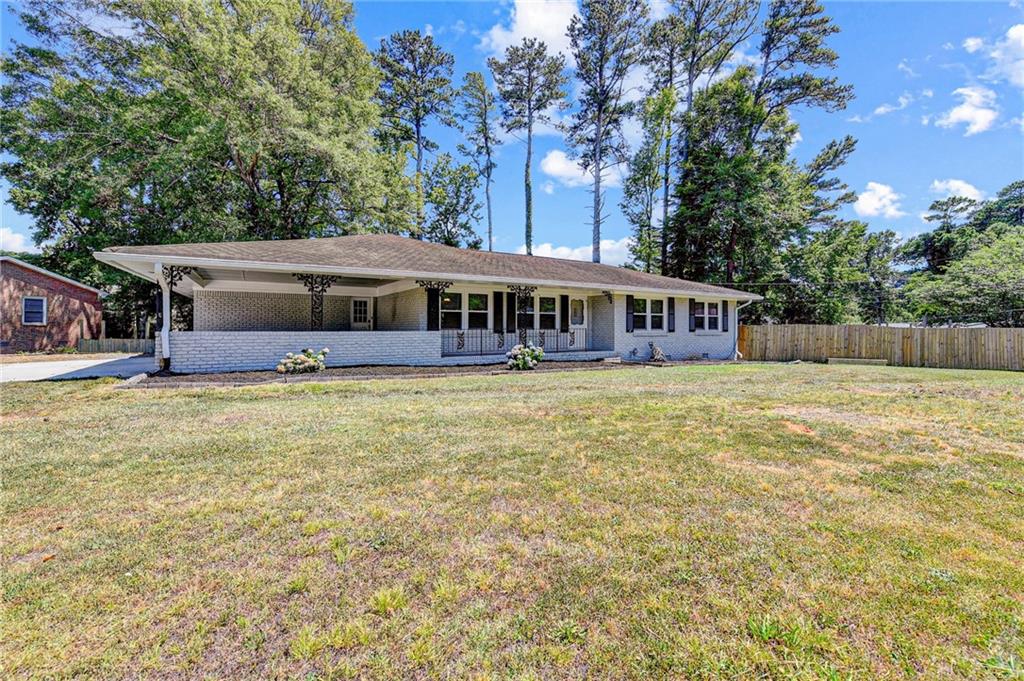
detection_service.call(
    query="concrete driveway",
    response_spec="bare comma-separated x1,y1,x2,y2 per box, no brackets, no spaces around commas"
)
1,355,154,383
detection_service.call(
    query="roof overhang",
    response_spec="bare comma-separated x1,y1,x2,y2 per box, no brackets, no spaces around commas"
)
93,250,764,302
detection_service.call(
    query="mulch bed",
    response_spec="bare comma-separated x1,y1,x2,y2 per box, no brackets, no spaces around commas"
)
128,360,645,388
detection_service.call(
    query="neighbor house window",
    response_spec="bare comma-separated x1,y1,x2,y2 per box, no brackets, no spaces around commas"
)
467,293,489,329
441,292,462,329
693,301,719,330
570,298,585,326
538,296,557,329
22,297,47,325
632,298,666,331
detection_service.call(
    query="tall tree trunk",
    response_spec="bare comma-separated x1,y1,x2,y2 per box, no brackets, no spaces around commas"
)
525,116,533,255
415,121,424,239
726,221,738,283
592,115,603,264
485,170,493,251
661,119,672,275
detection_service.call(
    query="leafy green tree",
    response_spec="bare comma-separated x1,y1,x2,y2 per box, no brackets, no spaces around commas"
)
423,153,482,249
456,71,502,252
858,229,901,324
566,0,649,263
488,38,567,255
2,0,411,335
375,30,456,235
900,196,980,274
908,226,1024,327
621,89,675,273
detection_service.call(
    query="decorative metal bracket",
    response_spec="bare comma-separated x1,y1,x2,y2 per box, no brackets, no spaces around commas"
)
600,290,614,304
456,331,466,350
568,330,576,347
416,279,454,292
162,266,194,289
294,273,339,331
508,285,537,313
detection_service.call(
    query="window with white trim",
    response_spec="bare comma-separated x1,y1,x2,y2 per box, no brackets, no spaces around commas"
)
467,293,489,329
22,296,47,325
693,301,719,330
441,292,462,329
633,297,665,331
538,296,557,329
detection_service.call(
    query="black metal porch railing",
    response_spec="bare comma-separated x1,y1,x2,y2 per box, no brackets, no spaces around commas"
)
441,328,589,356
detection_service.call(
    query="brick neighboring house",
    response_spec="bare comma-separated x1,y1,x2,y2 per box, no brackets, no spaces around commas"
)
0,256,105,353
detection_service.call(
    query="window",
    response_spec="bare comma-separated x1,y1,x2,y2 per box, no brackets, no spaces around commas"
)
517,296,535,329
441,292,462,329
650,299,664,330
633,298,647,330
467,293,489,329
693,301,719,331
22,297,47,325
570,298,585,326
538,296,557,329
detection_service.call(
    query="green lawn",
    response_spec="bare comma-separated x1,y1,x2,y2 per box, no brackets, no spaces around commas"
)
3,364,1023,679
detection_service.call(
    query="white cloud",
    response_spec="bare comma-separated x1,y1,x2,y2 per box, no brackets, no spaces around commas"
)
854,182,907,219
424,23,434,37
873,92,914,116
921,88,934,98
479,0,578,58
516,236,633,265
539,149,624,188
963,36,984,53
935,86,999,135
942,42,955,51
897,60,918,77
541,181,555,195
986,24,1024,88
0,227,39,253
930,178,985,201
920,114,933,125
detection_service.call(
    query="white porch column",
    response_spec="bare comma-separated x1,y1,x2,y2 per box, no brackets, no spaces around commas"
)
155,262,171,370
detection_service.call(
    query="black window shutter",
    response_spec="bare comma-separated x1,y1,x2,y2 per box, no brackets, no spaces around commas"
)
426,288,440,331
493,292,504,333
668,297,676,332
559,294,569,332
722,300,729,332
506,292,517,331
625,294,634,333
688,298,697,332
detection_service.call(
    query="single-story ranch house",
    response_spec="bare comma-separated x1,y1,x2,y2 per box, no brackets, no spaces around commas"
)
94,234,761,373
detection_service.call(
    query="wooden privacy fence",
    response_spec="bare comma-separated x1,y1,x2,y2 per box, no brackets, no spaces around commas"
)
78,338,155,354
738,324,1024,371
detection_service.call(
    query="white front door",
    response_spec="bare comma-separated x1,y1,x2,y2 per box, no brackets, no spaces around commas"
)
351,298,372,330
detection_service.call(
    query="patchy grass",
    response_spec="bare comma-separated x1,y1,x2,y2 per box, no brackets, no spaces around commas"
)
2,363,1023,679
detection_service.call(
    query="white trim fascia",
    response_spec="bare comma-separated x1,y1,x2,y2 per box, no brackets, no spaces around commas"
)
2,256,107,296
93,251,763,302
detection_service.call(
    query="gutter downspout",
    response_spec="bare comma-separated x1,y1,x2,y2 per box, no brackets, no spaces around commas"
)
155,262,171,371
732,300,753,360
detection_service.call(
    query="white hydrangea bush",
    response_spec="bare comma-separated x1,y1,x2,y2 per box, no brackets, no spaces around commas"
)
506,343,544,370
276,347,329,374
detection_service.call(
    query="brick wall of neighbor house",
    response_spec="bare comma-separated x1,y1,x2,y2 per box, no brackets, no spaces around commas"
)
609,294,738,361
193,289,351,331
0,259,103,353
375,287,426,331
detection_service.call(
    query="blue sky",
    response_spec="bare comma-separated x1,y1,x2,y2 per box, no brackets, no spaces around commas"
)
2,0,1022,263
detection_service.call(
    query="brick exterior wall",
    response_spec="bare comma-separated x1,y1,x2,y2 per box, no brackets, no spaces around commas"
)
375,287,426,331
609,294,738,361
0,259,103,353
193,289,351,331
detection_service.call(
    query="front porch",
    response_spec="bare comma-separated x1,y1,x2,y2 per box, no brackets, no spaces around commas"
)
441,328,589,356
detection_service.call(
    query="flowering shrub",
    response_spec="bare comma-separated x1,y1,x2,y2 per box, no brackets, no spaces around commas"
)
506,343,544,370
276,347,329,374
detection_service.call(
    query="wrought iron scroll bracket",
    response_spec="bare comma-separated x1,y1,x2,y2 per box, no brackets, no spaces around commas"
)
416,280,454,293
294,274,339,331
162,266,194,289
508,285,537,313
600,290,614,304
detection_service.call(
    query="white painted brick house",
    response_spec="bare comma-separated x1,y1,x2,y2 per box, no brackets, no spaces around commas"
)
94,235,761,373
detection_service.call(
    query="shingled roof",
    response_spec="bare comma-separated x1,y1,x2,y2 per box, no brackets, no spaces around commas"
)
98,234,760,300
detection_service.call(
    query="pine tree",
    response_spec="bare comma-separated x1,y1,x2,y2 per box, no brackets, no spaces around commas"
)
456,72,502,251
375,30,456,236
566,0,649,263
488,38,567,255
423,153,482,249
